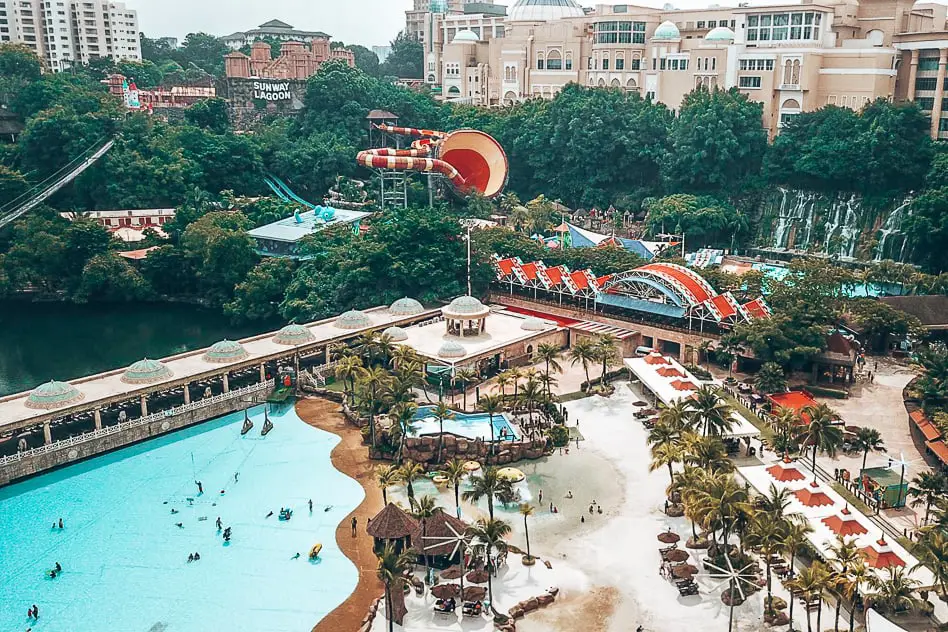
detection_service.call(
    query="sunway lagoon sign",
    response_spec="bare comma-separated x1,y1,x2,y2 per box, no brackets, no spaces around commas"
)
252,81,293,101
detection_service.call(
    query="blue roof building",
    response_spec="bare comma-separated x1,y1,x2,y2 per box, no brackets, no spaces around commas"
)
247,206,371,258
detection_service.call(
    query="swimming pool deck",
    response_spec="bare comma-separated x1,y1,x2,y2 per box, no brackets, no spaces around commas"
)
296,397,384,632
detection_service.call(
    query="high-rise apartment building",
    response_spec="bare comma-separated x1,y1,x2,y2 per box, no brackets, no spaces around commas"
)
426,0,948,139
0,0,140,71
406,0,497,43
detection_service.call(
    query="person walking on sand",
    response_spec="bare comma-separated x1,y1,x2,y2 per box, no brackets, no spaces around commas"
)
538,489,543,504
351,516,358,537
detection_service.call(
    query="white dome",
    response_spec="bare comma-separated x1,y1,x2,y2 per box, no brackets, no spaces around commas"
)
705,26,735,41
654,20,681,39
335,310,372,330
437,340,467,359
389,297,424,316
520,317,549,331
383,326,409,342
509,0,585,22
453,29,479,44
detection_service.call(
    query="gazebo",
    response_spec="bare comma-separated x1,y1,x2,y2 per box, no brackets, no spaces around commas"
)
442,296,491,337
411,508,469,569
367,503,419,554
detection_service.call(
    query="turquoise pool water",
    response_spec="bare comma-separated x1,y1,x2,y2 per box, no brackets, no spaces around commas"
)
413,406,520,441
0,405,363,632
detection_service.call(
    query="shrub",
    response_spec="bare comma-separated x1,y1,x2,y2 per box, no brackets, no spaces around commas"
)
547,424,570,447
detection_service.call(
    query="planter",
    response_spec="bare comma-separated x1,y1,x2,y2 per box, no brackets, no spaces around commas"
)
522,555,536,566
686,536,710,549
666,504,685,517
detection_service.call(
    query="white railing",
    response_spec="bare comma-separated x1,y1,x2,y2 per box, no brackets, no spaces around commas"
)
0,380,273,467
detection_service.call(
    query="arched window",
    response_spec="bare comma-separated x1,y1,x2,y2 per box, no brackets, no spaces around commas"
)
448,86,461,95
783,59,793,84
537,52,545,70
782,98,801,109
611,78,621,88
565,51,573,70
791,59,801,84
504,91,518,105
427,74,436,83
615,52,625,70
711,57,716,71
603,53,610,71
631,54,641,70
627,77,638,92
547,49,562,70
703,76,711,88
598,78,606,87
588,76,595,85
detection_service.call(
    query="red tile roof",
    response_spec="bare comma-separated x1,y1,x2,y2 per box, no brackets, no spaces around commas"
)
911,410,942,442
926,440,948,466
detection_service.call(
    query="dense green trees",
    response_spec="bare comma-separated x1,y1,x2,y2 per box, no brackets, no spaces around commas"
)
379,32,423,79
663,87,767,195
644,194,749,249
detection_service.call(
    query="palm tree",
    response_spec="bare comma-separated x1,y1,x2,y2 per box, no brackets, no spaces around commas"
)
432,401,455,463
843,563,871,632
466,517,512,614
771,406,802,455
698,340,713,370
759,484,804,524
495,371,512,401
594,334,620,387
908,470,948,525
650,442,683,484
479,394,503,464
852,427,887,471
399,460,426,508
411,495,440,575
377,542,415,631
455,368,480,411
359,365,391,448
827,537,862,632
568,338,596,388
354,331,381,366
913,528,948,598
334,355,363,406
442,458,467,519
389,345,419,371
869,567,922,615
790,561,832,632
375,465,401,505
390,401,418,464
519,503,535,560
691,385,734,437
690,472,751,547
747,517,786,616
798,404,844,478
462,466,502,519
783,519,815,631
537,372,558,398
536,343,563,395
376,333,395,367
658,399,695,433
683,434,734,473
509,367,524,403
519,376,543,425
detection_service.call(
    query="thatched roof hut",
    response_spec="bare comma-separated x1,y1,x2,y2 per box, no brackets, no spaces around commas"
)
411,508,469,569
367,503,419,554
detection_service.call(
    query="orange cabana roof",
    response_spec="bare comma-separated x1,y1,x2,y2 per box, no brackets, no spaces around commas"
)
644,353,670,366
670,380,698,392
656,367,685,378
821,507,868,537
860,539,905,569
911,410,942,442
766,460,806,482
793,482,835,507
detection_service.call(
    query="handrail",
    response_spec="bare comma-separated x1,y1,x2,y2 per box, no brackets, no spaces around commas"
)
0,139,115,230
0,380,273,466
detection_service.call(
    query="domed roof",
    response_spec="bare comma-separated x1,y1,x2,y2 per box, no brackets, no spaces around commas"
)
509,0,585,22
122,358,173,384
654,20,681,39
25,380,84,410
453,29,479,44
389,297,424,317
383,326,409,342
705,25,735,41
203,339,249,364
443,296,490,318
335,309,372,330
520,317,550,331
437,340,467,359
273,324,316,346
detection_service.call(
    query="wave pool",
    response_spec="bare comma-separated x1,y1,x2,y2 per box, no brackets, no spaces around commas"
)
0,404,363,632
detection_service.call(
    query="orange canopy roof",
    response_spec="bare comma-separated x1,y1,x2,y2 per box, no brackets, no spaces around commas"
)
926,440,948,466
821,508,868,537
912,410,942,442
793,484,835,507
860,539,905,569
766,461,806,482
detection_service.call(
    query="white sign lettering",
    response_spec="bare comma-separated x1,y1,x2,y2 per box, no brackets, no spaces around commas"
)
252,81,292,101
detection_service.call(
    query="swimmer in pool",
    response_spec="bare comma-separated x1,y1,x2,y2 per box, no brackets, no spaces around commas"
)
266,511,274,519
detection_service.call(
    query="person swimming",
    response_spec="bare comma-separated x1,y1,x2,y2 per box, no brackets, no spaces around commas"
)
188,553,194,563
171,508,179,514
308,499,313,512
266,511,274,519
292,552,300,560
175,523,184,528
54,562,61,572
324,505,332,512
193,552,200,561
216,517,222,530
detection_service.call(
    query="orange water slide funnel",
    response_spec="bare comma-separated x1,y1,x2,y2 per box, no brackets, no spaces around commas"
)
438,129,508,199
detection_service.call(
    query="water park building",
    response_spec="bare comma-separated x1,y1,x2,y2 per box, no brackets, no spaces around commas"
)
421,0,948,139
0,298,563,486
247,207,372,258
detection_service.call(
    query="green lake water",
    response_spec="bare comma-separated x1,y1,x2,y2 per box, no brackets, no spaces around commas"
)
0,301,269,397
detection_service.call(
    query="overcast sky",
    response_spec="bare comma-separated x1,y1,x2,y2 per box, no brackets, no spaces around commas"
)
131,0,781,49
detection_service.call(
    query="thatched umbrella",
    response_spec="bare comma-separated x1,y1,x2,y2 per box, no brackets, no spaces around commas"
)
633,400,648,407
463,586,488,601
431,583,461,599
657,531,681,544
466,569,490,584
671,564,699,579
666,549,690,563
441,566,464,580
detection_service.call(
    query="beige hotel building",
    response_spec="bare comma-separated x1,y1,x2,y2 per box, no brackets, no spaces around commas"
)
419,0,948,138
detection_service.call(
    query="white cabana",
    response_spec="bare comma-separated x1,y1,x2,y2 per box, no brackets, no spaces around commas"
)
625,353,760,439
739,460,937,590
866,608,909,632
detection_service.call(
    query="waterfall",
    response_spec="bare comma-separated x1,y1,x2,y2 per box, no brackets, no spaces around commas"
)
838,195,861,259
873,198,912,262
772,188,812,250
772,188,790,249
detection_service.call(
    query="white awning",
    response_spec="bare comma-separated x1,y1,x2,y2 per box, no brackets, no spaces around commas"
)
866,609,909,632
